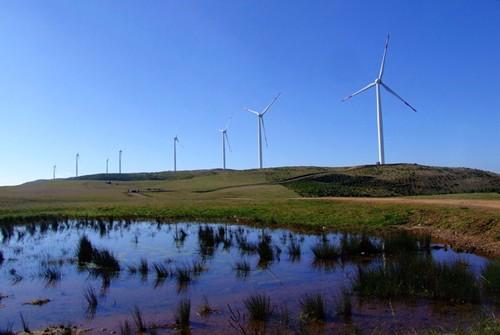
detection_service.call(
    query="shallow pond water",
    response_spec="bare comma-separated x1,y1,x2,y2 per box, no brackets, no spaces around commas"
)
0,220,497,334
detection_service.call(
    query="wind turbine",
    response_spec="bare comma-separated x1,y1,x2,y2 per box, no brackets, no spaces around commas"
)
119,150,122,174
245,93,281,169
53,165,56,180
173,136,179,172
106,158,109,174
219,128,231,170
75,153,80,177
342,34,417,165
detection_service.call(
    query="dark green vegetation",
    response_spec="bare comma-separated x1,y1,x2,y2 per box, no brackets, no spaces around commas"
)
84,286,98,318
354,256,481,303
284,164,500,197
483,261,500,293
76,236,120,272
299,293,327,322
175,298,191,330
244,294,273,321
428,317,500,335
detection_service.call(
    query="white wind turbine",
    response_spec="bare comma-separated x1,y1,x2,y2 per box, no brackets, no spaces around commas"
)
173,136,179,172
342,35,417,165
219,127,231,170
245,93,281,169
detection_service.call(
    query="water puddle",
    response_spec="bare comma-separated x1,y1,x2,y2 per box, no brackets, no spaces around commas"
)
0,220,497,334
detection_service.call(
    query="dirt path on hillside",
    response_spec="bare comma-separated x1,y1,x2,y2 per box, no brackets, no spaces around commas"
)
298,196,500,211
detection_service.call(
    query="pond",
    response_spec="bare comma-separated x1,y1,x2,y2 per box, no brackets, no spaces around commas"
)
0,220,498,334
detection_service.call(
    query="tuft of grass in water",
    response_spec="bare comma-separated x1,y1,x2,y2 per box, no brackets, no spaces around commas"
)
39,265,62,285
340,234,381,257
483,261,500,293
257,237,274,265
174,266,192,286
311,241,339,260
234,260,251,278
152,263,169,279
191,260,205,276
299,294,326,322
175,298,191,330
132,305,147,333
76,235,94,264
92,248,120,272
244,294,273,321
287,240,301,261
139,258,149,277
19,312,30,333
383,231,431,254
119,320,132,335
354,256,480,303
0,250,4,265
84,285,98,317
198,295,215,317
336,290,352,322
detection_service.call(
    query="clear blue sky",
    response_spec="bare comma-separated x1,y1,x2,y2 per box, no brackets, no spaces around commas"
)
1,0,499,185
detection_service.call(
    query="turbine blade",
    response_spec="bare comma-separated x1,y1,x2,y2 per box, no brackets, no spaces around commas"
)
341,82,375,102
261,92,281,115
261,117,269,147
381,82,417,112
245,108,259,115
378,34,390,79
225,132,232,152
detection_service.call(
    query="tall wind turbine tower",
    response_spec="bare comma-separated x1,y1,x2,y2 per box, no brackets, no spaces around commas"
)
119,150,122,174
75,153,80,177
106,158,109,174
219,128,231,170
173,136,179,172
245,93,281,169
342,35,417,165
53,165,56,180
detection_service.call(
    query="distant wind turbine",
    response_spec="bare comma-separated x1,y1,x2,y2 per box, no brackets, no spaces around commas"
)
106,158,109,174
75,153,80,177
245,93,281,169
173,136,179,172
119,150,123,174
342,34,417,165
219,127,231,170
53,165,56,180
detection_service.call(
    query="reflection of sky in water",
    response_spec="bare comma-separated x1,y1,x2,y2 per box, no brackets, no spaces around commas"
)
0,221,495,333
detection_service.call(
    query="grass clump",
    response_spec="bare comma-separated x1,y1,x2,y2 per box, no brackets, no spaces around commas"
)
483,261,500,293
340,234,380,256
244,294,273,321
311,241,339,260
0,250,4,265
299,294,326,322
92,248,120,272
152,263,170,279
355,257,480,303
257,237,274,265
139,258,149,277
383,231,431,254
287,240,301,261
174,266,192,287
84,285,98,318
336,290,352,322
132,305,147,333
39,265,62,285
175,298,191,330
119,320,132,335
76,235,93,264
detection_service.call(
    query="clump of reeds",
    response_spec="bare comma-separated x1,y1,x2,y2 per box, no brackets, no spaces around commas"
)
153,263,170,279
191,260,205,276
287,240,301,261
234,260,251,278
354,257,480,303
244,294,273,321
39,265,62,285
336,289,352,322
383,231,431,254
76,235,93,264
311,241,339,260
175,298,191,330
19,312,30,333
92,248,120,272
119,320,132,335
340,234,380,257
483,261,500,293
139,258,149,277
299,294,326,322
257,238,274,265
84,286,98,317
174,266,192,286
132,305,147,333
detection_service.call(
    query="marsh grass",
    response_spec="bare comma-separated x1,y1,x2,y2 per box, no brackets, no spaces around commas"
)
139,258,149,277
119,320,132,335
0,250,4,265
340,234,380,257
174,266,192,288
132,305,147,333
19,312,30,333
336,290,352,322
175,298,191,330
383,231,431,254
84,286,98,317
39,265,62,285
287,240,301,261
257,237,274,266
234,260,251,278
244,294,273,321
92,248,120,272
483,261,500,293
299,294,327,322
191,260,205,276
152,263,169,279
355,256,480,303
76,235,93,264
311,241,339,260
198,295,216,317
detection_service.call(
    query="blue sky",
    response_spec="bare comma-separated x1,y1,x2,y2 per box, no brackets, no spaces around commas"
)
0,0,499,185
